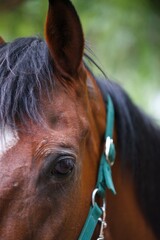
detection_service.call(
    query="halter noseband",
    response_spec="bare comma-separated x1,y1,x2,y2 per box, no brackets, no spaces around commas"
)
78,96,116,240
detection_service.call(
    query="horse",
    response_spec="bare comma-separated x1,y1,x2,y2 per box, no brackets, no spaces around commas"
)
0,0,160,239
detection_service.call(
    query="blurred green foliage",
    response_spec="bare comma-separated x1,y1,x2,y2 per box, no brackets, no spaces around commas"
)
0,0,160,119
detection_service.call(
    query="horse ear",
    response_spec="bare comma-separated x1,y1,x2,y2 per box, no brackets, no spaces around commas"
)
45,0,84,77
0,36,5,44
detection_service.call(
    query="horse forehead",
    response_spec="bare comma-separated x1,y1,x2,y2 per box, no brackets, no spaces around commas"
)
0,127,19,158
45,84,89,124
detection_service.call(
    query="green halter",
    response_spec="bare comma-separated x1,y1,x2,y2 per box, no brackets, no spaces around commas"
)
78,96,116,240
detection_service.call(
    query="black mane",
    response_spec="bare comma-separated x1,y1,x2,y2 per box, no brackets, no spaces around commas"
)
96,78,160,239
0,37,53,129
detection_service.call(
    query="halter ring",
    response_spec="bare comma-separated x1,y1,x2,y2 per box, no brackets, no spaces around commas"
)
91,188,107,240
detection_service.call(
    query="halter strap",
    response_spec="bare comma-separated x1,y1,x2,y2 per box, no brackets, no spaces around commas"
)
78,95,116,240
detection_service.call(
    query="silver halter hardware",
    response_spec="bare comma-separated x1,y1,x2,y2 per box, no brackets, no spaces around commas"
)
105,136,115,166
92,189,107,240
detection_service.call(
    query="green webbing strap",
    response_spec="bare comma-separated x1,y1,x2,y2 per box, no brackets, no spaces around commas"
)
78,204,102,239
106,95,114,138
78,96,116,240
97,96,116,196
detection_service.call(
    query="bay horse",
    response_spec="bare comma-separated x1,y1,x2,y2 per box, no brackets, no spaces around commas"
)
0,0,160,239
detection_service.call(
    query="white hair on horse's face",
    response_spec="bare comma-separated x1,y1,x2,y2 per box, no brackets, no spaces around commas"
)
0,127,19,157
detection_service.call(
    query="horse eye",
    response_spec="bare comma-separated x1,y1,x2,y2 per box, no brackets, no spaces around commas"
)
51,157,75,178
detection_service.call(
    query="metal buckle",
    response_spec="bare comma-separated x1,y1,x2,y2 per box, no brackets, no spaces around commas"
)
105,136,115,166
97,201,107,240
92,189,107,240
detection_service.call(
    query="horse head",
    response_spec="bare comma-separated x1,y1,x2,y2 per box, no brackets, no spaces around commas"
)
0,1,160,240
0,0,106,239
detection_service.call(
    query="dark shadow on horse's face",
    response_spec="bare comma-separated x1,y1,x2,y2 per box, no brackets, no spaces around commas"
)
0,0,106,239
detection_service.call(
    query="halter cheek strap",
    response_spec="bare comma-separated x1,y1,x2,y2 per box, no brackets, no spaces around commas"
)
78,96,116,240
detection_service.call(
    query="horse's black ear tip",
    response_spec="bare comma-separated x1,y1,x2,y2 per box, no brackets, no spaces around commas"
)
49,0,71,5
48,0,55,5
49,0,62,4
